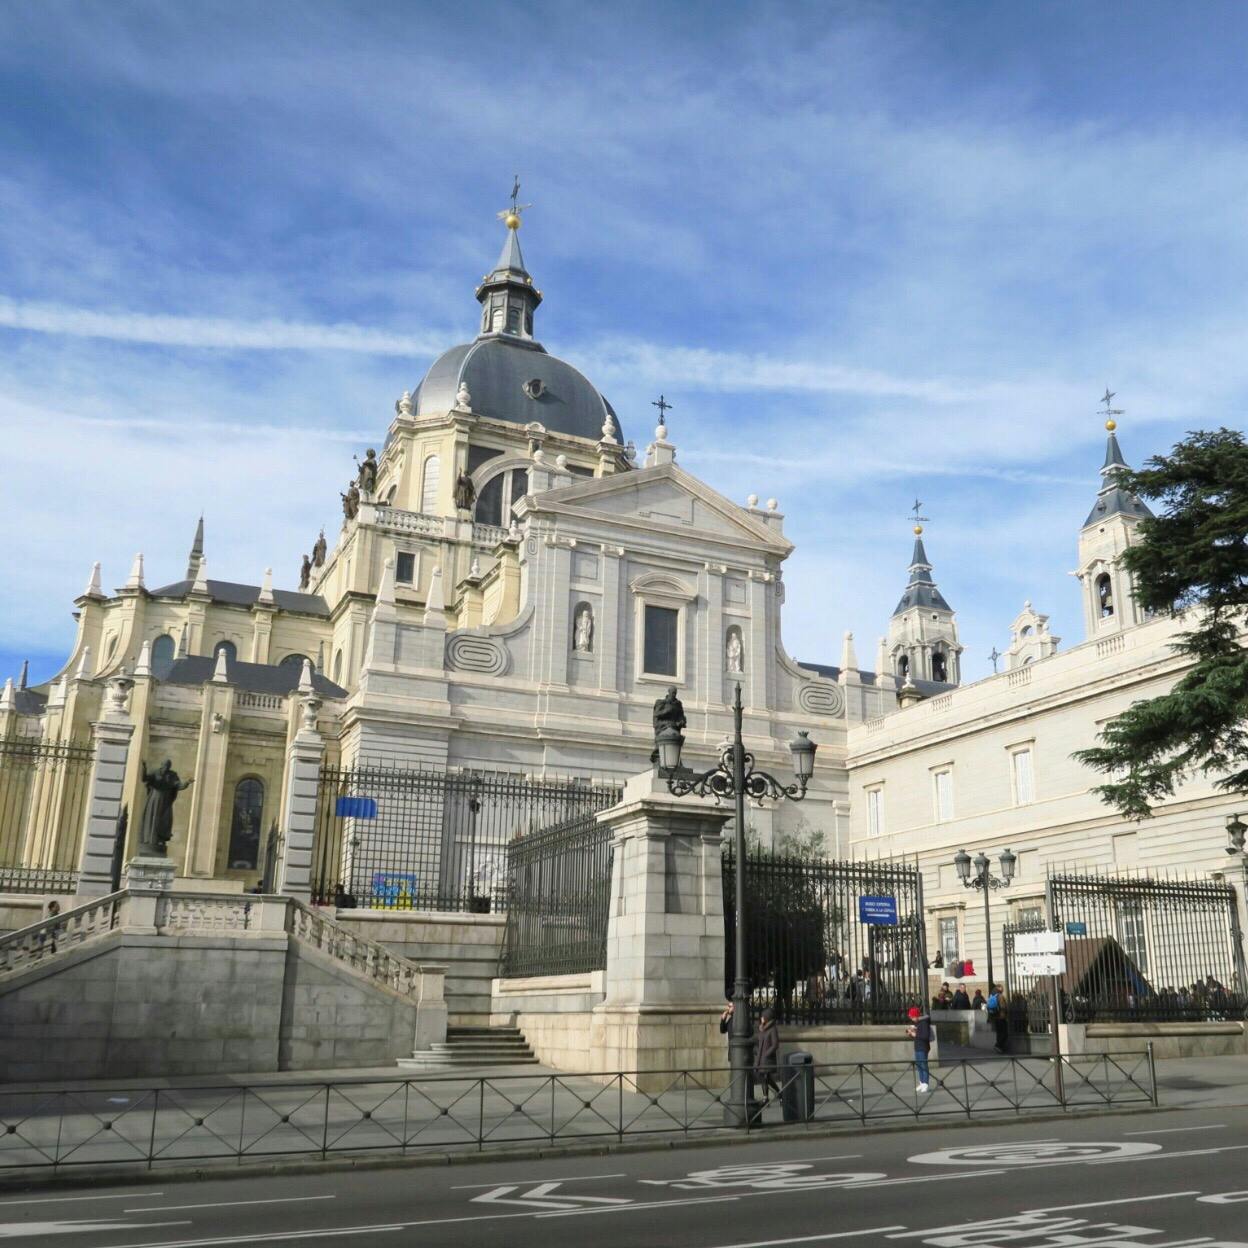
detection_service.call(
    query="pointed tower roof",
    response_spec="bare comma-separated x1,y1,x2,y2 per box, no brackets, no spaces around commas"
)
892,525,952,616
186,515,204,580
1084,414,1154,527
474,203,543,331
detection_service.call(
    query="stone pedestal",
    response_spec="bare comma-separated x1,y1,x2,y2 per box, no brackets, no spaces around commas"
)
413,963,448,1052
277,691,325,901
75,677,136,901
589,770,730,1090
121,855,176,933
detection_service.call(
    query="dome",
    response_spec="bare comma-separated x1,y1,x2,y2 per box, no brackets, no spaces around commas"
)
413,336,621,443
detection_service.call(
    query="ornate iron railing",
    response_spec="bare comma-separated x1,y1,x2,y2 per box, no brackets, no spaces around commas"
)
499,809,614,978
1043,868,1248,1024
312,764,620,913
0,737,95,871
723,849,926,1025
0,1051,1157,1172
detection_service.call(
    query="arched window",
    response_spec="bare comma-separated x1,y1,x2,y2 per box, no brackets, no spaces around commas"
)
932,649,947,683
897,654,910,680
420,455,440,513
385,483,398,505
151,634,175,673
278,653,309,674
474,467,529,528
227,777,264,871
333,649,343,684
213,640,237,662
1096,573,1114,618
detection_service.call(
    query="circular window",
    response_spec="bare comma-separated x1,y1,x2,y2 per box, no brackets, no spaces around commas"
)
523,378,545,399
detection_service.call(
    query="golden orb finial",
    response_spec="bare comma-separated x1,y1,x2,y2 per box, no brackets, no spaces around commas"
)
504,212,521,230
913,524,924,535
1105,418,1117,432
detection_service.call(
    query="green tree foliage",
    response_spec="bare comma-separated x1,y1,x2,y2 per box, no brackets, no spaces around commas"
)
1074,428,1248,819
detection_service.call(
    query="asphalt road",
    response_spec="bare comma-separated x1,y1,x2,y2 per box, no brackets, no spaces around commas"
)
2,1104,1247,1247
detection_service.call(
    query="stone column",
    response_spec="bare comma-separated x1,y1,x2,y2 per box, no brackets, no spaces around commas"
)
75,672,136,900
589,770,731,1091
277,670,325,900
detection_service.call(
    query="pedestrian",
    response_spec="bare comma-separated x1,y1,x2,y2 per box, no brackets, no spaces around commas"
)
951,985,970,1010
719,999,734,1035
971,988,986,1011
40,899,62,955
753,1006,781,1105
987,984,1008,1053
907,1005,933,1093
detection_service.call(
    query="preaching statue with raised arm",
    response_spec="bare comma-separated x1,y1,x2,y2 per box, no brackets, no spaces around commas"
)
138,760,193,857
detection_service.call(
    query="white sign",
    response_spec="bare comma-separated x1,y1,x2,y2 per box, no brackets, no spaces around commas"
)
1013,930,1065,956
1015,952,1066,976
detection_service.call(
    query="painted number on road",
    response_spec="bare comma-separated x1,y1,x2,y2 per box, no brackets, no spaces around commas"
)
907,1141,1161,1166
641,1162,885,1191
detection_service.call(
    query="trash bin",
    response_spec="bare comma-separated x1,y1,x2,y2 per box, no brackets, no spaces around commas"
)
781,1051,815,1123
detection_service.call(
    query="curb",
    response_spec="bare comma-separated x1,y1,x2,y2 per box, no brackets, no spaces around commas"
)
0,1100,1163,1194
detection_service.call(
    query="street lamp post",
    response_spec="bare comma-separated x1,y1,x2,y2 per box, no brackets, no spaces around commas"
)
953,846,1017,994
658,682,817,1128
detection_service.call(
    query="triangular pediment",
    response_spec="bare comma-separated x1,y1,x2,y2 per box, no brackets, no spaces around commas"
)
525,463,791,553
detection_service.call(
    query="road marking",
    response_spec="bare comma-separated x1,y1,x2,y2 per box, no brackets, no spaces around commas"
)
1125,1123,1227,1135
472,1182,633,1211
538,1195,739,1218
1025,1190,1201,1214
699,1228,908,1247
125,1196,337,1214
452,1174,626,1189
0,1218,191,1239
0,1193,163,1208
909,1140,1160,1166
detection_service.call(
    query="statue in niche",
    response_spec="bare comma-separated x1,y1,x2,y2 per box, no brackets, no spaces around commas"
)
650,686,687,765
726,628,744,673
312,530,327,567
573,603,594,653
355,448,378,494
454,471,476,512
299,554,312,590
341,482,360,520
138,760,193,857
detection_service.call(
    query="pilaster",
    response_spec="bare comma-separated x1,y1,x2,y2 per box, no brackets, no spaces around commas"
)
277,685,326,900
75,673,136,900
182,680,235,877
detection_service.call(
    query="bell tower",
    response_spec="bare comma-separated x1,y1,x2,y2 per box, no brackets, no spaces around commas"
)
1074,393,1153,639
887,506,962,686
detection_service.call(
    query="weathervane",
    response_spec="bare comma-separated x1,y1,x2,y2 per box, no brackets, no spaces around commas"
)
498,175,532,229
652,394,673,428
908,498,930,534
1099,387,1124,429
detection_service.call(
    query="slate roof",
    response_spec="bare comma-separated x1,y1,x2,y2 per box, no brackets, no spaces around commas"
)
797,660,954,698
892,535,953,617
1085,430,1155,526
13,689,47,715
159,655,347,699
147,579,330,617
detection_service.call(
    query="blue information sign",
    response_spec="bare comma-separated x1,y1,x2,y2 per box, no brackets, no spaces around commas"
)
335,796,378,819
858,895,899,926
1065,921,1087,936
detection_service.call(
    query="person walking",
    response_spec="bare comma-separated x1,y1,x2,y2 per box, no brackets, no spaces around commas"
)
907,1005,933,1093
987,984,1008,1053
753,1006,781,1105
951,985,970,1010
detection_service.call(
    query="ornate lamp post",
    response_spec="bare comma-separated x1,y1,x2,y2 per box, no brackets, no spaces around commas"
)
953,846,1017,993
659,683,817,1128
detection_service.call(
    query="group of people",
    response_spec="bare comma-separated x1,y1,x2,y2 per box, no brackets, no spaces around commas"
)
931,982,985,1011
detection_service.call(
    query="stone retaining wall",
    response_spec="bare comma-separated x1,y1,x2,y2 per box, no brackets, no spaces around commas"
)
490,970,603,1071
1061,1020,1248,1060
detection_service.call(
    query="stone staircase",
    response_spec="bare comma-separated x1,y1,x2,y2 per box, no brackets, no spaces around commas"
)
398,1025,538,1072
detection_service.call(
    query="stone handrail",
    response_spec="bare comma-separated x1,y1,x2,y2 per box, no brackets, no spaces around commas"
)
374,507,443,538
156,893,261,933
236,691,285,711
0,890,124,978
287,900,421,999
472,522,508,547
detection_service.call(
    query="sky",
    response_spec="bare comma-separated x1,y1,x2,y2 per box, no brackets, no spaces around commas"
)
2,1,1247,688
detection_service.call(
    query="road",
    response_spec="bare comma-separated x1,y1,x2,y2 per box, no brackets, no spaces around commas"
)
1,1104,1246,1247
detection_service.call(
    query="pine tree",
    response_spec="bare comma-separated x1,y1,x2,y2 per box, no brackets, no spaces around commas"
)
1074,428,1248,819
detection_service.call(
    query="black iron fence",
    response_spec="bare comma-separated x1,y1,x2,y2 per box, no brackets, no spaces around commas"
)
1003,869,1248,1028
312,764,620,912
724,849,925,1025
499,809,613,978
0,1052,1156,1172
0,738,94,872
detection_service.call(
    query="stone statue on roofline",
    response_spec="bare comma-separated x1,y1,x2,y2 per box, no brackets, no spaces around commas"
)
299,554,312,590
312,530,327,567
650,686,686,765
454,471,476,512
138,760,193,857
341,482,360,520
355,448,378,495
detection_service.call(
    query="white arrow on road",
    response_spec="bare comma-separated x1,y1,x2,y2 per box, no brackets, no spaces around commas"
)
472,1183,633,1211
0,1218,189,1239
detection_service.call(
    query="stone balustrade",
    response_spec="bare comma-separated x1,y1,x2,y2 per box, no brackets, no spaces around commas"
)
0,891,122,978
235,691,286,711
472,522,508,546
288,900,422,999
373,507,443,538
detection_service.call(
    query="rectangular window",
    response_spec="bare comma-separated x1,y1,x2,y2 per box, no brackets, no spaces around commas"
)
643,604,679,677
1117,900,1149,975
934,769,953,822
1011,748,1034,805
1016,904,1043,928
395,552,416,584
938,916,958,963
866,788,883,837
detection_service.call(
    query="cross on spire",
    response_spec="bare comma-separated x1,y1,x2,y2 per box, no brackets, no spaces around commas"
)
908,498,930,534
498,175,532,227
652,394,673,427
989,646,1002,674
1100,387,1124,419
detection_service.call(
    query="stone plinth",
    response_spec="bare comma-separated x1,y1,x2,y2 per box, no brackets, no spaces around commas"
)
123,855,176,893
413,963,448,1052
75,689,135,901
589,769,731,1090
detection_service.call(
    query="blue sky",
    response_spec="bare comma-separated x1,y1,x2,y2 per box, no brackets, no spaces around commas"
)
2,1,1247,687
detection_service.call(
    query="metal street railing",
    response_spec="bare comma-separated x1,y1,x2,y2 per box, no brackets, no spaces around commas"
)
0,1051,1156,1172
